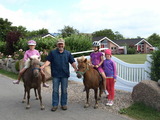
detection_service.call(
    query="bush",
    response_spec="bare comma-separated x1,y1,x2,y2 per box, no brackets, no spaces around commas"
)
150,47,160,82
127,47,136,54
64,34,92,57
14,37,57,52
15,61,20,71
0,41,6,53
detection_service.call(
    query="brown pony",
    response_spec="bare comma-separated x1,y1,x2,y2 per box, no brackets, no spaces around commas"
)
76,56,103,109
22,58,45,110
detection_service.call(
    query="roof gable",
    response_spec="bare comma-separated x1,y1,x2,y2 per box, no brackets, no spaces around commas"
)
42,33,55,38
92,36,120,47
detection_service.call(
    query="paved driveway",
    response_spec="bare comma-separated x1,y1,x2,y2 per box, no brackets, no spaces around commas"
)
0,74,132,120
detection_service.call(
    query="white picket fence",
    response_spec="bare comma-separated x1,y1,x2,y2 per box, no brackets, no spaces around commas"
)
69,48,152,92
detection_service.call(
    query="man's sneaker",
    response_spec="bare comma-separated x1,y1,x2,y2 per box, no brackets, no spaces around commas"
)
108,101,114,106
13,80,20,84
61,105,67,110
43,83,49,88
51,106,58,112
104,90,109,95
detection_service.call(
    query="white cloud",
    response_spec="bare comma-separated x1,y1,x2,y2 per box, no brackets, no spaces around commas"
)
69,0,160,38
0,4,64,32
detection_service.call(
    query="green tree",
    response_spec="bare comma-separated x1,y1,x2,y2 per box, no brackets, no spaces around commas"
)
92,29,116,40
65,34,92,56
59,25,79,38
26,28,49,37
147,33,160,47
0,18,12,41
150,47,160,82
114,31,125,40
11,25,28,38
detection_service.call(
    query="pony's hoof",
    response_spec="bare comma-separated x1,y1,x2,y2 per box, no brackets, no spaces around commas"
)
22,100,26,103
84,104,89,108
26,105,30,109
35,97,39,100
41,105,45,110
94,104,98,109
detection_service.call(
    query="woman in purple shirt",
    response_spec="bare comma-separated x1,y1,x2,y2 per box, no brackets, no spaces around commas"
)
13,40,49,87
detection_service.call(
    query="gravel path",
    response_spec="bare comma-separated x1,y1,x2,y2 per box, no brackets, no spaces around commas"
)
42,80,133,115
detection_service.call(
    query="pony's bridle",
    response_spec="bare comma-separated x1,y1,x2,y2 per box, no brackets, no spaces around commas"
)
76,63,89,76
32,67,41,71
32,63,41,71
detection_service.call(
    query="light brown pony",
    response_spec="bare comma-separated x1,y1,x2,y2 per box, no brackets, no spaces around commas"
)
22,58,45,110
76,56,103,109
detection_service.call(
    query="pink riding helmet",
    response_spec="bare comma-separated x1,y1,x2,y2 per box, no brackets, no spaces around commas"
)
105,49,112,55
28,40,36,46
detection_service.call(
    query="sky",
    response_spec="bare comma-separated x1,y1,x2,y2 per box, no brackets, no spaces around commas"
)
0,0,160,38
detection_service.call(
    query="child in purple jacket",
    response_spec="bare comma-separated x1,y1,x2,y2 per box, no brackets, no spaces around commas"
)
103,49,117,106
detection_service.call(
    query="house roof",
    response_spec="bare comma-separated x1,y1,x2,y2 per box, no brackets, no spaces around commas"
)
113,38,143,46
92,36,120,47
113,38,152,47
92,36,106,42
92,37,153,47
41,33,55,38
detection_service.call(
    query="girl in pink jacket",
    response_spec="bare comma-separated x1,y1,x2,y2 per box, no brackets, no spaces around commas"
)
13,40,49,87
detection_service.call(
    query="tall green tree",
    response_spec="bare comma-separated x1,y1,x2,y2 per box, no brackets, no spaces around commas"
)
92,29,117,40
26,28,48,37
114,31,125,40
12,25,28,38
59,25,79,38
0,18,12,41
147,33,160,47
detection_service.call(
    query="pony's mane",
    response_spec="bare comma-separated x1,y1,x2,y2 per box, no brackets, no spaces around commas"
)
77,56,90,63
25,55,40,68
30,55,40,59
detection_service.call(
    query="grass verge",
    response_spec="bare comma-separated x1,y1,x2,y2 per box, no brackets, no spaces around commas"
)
0,69,18,80
113,54,148,64
119,102,160,120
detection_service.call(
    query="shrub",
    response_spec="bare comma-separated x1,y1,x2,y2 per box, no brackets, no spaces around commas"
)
6,31,21,55
150,47,160,82
64,34,92,57
0,41,6,53
15,61,20,71
15,37,57,52
127,47,136,54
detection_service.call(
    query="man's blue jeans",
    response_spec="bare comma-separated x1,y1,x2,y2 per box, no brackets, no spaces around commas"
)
52,77,68,107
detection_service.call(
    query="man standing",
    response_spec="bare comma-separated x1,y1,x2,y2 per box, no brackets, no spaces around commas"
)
40,38,77,111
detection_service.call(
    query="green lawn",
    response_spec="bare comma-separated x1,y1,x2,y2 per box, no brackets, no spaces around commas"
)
113,54,149,64
119,102,160,120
